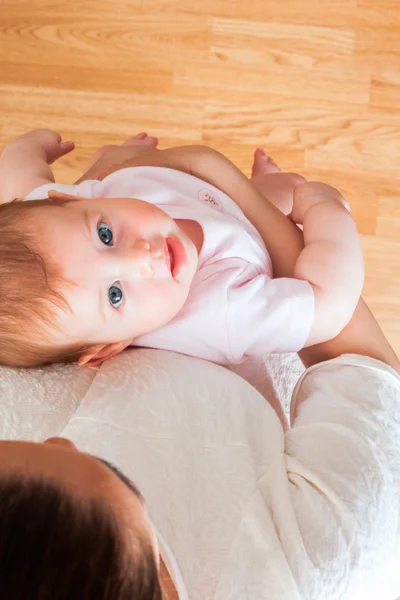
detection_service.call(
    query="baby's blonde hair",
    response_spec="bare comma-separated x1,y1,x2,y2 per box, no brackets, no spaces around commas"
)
0,199,91,367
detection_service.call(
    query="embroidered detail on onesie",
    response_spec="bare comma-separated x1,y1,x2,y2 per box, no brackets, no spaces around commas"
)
198,188,223,212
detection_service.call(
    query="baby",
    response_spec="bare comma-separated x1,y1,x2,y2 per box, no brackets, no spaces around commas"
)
0,129,364,367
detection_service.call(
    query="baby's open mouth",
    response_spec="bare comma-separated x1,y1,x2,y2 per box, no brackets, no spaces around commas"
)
166,240,174,274
165,237,186,279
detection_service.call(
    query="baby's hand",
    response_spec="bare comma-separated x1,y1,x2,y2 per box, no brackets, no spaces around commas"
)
16,129,75,165
75,132,159,184
0,129,75,203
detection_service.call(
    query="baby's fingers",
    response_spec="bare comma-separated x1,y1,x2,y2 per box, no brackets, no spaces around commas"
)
59,140,75,153
48,140,75,164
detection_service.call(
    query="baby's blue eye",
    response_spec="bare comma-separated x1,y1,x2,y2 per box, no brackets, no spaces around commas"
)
108,283,123,308
98,222,113,246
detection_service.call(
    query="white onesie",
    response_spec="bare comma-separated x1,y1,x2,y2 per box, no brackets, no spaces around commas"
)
26,166,315,364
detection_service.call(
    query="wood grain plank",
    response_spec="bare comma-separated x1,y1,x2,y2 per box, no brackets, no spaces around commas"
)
212,19,355,68
370,71,400,112
0,86,204,143
0,15,212,73
377,196,400,240
144,0,358,28
362,236,400,353
173,61,371,107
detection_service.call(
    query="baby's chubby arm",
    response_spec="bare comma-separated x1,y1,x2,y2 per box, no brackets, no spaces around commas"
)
0,129,75,203
291,182,364,345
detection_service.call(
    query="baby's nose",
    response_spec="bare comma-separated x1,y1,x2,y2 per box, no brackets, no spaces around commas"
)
129,239,154,278
135,239,151,252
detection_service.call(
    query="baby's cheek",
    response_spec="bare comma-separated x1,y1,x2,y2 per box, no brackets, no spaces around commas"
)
161,284,187,320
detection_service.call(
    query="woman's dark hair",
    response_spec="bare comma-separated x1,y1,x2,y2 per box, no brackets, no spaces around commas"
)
0,473,163,599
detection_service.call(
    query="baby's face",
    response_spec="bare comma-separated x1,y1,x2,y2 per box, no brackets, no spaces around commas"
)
35,196,199,351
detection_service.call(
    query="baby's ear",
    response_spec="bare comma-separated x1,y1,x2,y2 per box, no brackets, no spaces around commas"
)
78,341,131,368
48,190,83,202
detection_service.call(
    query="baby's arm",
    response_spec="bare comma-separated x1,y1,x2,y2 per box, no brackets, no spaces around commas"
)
0,129,75,203
291,182,364,345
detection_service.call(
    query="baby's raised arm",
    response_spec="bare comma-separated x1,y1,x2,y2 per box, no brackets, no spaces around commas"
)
0,129,75,204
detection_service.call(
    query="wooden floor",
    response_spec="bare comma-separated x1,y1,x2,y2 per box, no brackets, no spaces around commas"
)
1,0,399,354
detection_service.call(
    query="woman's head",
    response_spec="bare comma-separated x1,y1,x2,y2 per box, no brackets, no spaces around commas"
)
0,438,162,599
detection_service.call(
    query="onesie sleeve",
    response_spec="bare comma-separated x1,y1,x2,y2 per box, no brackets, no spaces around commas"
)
23,169,135,202
270,355,400,599
226,268,315,362
24,179,99,201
